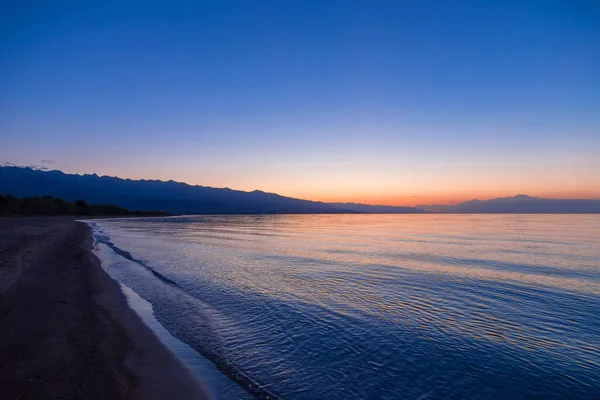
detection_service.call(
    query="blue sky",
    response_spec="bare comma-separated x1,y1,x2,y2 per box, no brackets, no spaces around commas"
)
1,1,599,205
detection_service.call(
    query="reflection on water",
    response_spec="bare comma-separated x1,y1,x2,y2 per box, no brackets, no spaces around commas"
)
91,215,600,399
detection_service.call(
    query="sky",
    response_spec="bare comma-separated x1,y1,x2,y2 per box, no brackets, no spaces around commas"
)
1,1,599,206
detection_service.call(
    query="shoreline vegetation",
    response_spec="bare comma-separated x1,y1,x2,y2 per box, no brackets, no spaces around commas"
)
0,217,210,399
0,194,168,217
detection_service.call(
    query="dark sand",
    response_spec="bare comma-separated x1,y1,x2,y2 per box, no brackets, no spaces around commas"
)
0,217,211,400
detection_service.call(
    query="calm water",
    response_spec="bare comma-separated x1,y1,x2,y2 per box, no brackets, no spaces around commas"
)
89,215,600,399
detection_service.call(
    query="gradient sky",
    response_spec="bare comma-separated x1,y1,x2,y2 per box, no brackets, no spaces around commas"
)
1,1,599,206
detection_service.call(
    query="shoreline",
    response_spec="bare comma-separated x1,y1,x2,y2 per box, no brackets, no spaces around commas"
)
0,217,211,399
88,219,253,400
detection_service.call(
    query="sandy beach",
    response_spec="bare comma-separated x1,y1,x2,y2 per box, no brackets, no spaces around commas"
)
0,217,210,400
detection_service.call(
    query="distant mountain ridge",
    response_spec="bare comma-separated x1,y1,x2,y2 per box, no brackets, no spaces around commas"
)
2,167,598,214
0,166,424,214
420,194,600,213
330,202,422,214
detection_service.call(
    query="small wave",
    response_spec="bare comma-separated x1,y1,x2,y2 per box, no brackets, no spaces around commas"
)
95,236,181,288
89,224,281,400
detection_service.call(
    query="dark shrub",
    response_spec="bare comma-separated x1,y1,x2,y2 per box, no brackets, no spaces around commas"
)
75,199,89,208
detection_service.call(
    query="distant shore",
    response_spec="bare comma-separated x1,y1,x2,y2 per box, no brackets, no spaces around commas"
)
0,217,210,399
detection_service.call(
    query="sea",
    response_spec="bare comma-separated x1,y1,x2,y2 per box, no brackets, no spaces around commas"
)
86,214,600,399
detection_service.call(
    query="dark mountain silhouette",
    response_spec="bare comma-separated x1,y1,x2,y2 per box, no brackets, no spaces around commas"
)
3,167,596,214
330,202,423,214
419,195,600,213
0,166,424,214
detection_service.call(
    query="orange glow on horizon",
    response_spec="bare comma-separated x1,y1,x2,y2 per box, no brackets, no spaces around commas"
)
294,190,600,207
57,164,600,208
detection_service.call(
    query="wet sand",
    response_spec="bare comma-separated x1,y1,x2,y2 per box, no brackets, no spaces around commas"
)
0,217,210,400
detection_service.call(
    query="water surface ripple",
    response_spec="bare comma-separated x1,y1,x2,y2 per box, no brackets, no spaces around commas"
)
92,215,600,399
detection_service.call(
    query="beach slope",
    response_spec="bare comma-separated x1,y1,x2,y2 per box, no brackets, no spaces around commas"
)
0,217,210,400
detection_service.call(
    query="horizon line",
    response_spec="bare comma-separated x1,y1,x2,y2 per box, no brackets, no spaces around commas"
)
2,164,600,208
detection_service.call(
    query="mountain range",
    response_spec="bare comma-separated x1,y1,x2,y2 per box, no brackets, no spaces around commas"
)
419,194,600,214
1,166,598,214
0,166,422,214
